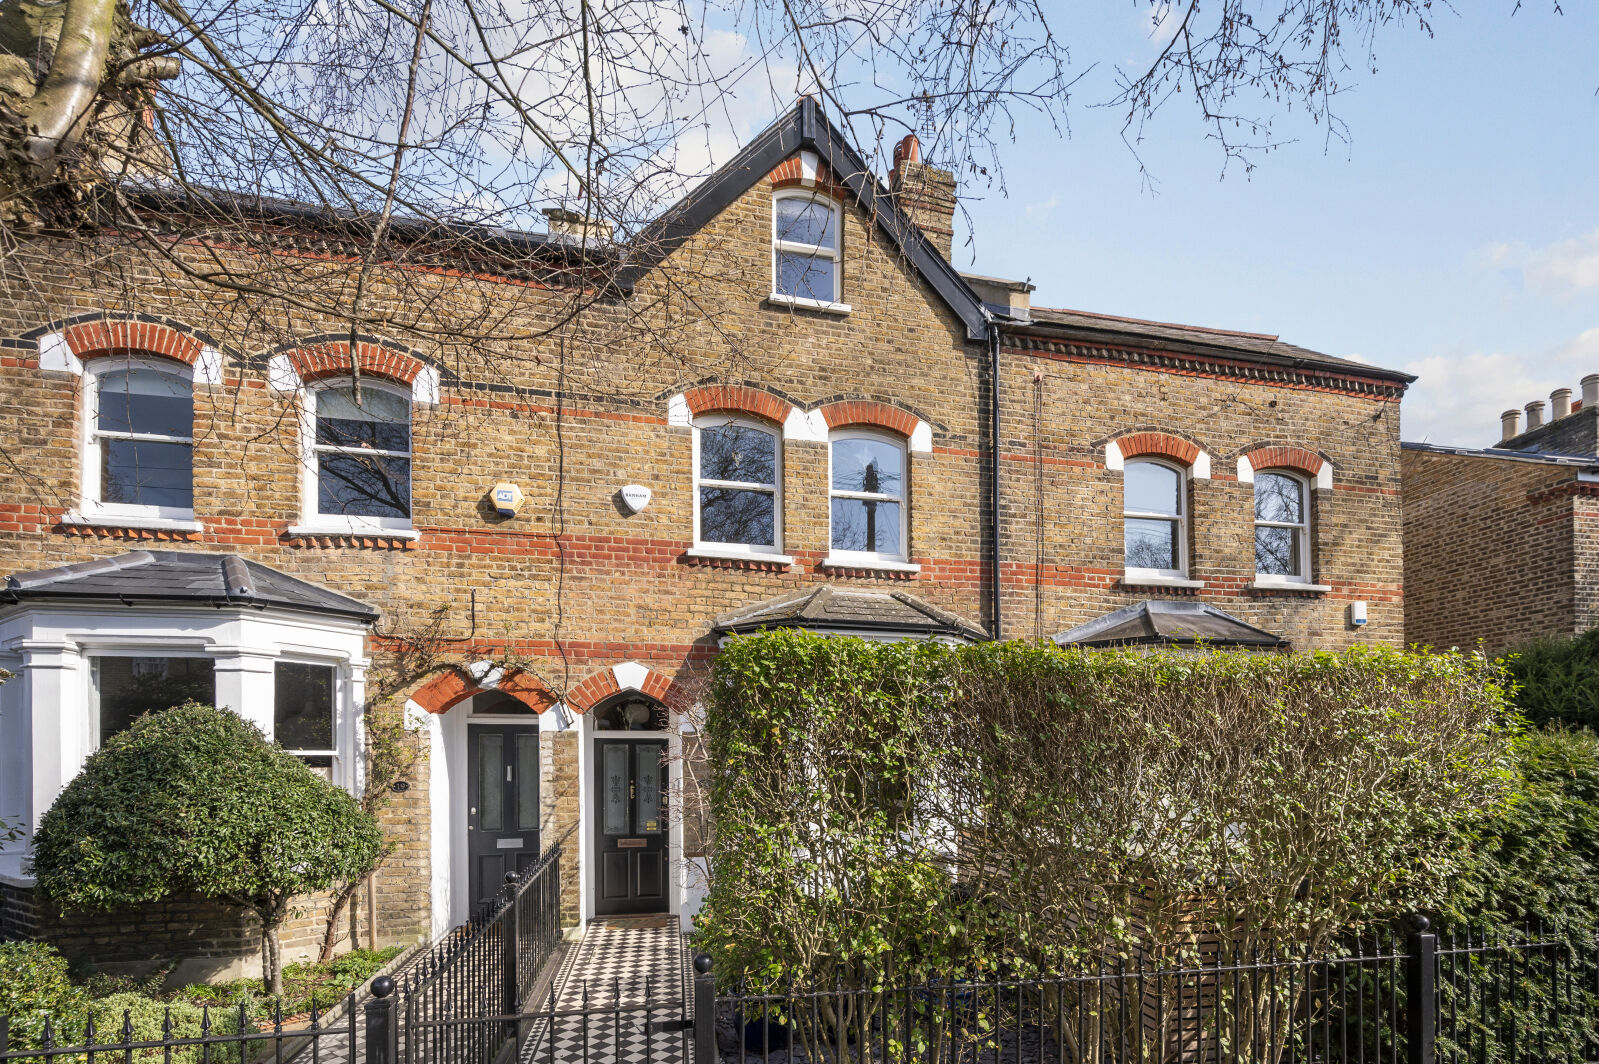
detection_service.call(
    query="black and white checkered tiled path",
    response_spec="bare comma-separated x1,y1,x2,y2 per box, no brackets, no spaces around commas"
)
521,918,691,1064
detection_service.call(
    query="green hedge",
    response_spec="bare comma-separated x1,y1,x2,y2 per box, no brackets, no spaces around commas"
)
1501,628,1599,729
697,633,1515,989
0,941,87,1048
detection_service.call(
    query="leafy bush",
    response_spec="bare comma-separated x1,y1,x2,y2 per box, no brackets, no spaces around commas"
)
87,993,259,1064
32,703,383,997
0,941,86,1048
696,633,1515,1057
1501,628,1599,729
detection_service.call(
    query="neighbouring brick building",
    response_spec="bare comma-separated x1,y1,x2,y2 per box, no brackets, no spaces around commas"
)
0,99,1412,979
1403,382,1599,652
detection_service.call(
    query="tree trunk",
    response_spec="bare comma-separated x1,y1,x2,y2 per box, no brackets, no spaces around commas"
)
14,0,119,171
259,907,287,997
318,877,362,963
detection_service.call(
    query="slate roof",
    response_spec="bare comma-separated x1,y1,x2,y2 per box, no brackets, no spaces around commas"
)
714,585,987,642
614,98,990,341
1401,440,1599,468
1,550,377,622
1054,600,1287,649
1017,306,1415,385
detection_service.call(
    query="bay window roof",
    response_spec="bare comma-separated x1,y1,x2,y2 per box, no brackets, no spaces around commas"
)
1054,601,1286,650
714,585,985,642
1,550,377,622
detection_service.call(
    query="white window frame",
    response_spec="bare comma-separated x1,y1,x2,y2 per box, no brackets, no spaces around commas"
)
301,378,414,533
80,356,196,523
691,414,784,557
1123,458,1189,581
771,190,844,309
272,657,343,761
826,428,909,565
1253,469,1313,585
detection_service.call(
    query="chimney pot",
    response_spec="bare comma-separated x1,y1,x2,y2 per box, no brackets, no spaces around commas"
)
1552,388,1573,419
1584,374,1599,409
1525,400,1546,431
1501,409,1522,442
541,206,611,245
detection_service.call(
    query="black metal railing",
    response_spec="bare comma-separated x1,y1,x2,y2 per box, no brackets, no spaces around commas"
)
692,918,1599,1064
390,844,565,1064
0,996,360,1064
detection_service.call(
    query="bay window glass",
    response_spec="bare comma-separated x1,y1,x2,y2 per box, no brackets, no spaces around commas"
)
86,361,195,515
773,193,841,303
694,417,780,551
829,432,907,559
274,661,336,755
311,382,412,523
1123,460,1187,576
91,656,216,744
1254,470,1311,580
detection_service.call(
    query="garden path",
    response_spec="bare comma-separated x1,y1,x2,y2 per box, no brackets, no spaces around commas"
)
520,917,691,1064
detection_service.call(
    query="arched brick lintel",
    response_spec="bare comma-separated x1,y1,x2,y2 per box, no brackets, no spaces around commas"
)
64,319,208,366
818,400,920,438
680,385,791,424
1113,431,1202,465
1242,445,1325,477
285,341,427,387
768,152,848,200
408,667,557,715
567,662,676,714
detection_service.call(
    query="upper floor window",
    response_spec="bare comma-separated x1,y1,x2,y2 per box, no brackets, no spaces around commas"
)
829,431,907,562
1254,470,1311,581
83,359,195,519
307,380,412,528
772,192,841,305
1123,459,1186,578
694,415,781,553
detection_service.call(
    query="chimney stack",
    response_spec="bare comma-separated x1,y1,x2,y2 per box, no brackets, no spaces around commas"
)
541,207,612,245
1501,409,1522,442
1552,388,1573,419
1525,400,1546,431
889,134,957,260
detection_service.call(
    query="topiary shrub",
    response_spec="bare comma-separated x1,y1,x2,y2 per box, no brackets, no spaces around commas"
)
1501,628,1599,729
0,941,87,1048
31,703,383,997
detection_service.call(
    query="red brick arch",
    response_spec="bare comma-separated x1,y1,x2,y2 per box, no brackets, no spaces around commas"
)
1113,431,1202,465
408,667,557,715
768,156,848,199
681,385,791,424
818,400,920,437
284,341,428,387
566,664,675,714
64,319,208,366
1242,444,1325,477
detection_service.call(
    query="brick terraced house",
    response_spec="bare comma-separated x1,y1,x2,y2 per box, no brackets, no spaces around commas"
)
0,100,1413,978
1403,383,1599,652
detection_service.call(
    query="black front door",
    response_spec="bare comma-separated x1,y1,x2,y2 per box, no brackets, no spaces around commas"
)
467,723,540,910
593,739,668,916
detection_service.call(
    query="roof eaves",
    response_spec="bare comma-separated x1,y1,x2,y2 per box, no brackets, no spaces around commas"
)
1400,440,1599,467
1004,316,1416,386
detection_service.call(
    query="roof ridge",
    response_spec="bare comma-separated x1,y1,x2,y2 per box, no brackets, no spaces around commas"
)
8,550,155,590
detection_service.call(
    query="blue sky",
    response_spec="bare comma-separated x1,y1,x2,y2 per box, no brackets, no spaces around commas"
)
946,4,1599,448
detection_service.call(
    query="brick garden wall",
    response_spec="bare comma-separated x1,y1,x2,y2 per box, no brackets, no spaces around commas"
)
0,149,1405,970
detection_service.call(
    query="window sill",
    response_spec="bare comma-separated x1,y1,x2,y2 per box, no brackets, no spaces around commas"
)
58,511,204,539
682,546,794,570
1120,574,1206,590
766,293,852,315
819,556,921,577
1252,579,1332,593
284,525,420,549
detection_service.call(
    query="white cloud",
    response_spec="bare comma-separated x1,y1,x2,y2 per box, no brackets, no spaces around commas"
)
1489,229,1599,297
1400,326,1599,447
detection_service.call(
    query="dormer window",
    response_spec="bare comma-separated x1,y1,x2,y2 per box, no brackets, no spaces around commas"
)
772,192,843,308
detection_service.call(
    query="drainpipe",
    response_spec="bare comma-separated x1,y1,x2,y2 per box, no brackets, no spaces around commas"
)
989,324,1003,641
